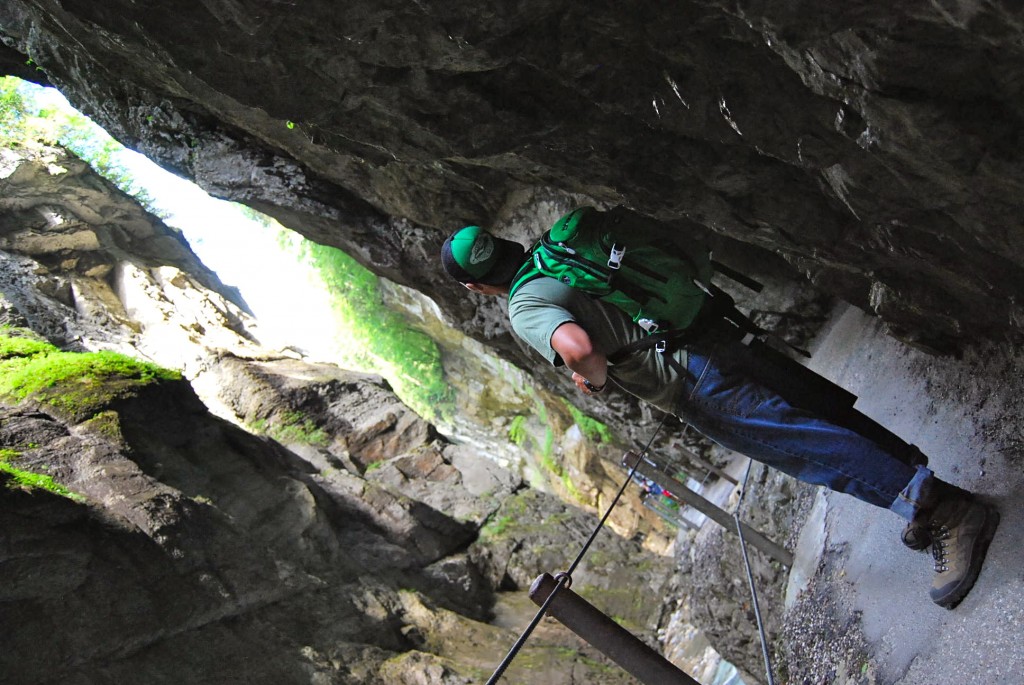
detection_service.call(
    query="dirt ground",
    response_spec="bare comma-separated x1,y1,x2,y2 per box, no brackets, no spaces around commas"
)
779,304,1023,684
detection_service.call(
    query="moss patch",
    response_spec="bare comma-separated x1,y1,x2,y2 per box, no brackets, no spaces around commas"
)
562,399,613,444
270,410,330,446
81,410,125,442
479,513,514,539
0,327,180,419
0,331,53,360
0,448,83,501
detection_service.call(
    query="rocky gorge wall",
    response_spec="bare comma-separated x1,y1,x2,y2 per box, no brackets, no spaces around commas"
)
0,145,704,684
4,2,1023,682
3,0,1022,360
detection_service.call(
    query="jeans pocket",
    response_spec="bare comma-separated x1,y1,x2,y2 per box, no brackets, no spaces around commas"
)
689,352,769,418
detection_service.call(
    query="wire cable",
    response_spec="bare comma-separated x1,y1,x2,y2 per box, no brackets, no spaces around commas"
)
734,459,777,685
484,413,670,684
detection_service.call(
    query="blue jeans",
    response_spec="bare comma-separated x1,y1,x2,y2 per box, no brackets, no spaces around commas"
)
674,338,934,521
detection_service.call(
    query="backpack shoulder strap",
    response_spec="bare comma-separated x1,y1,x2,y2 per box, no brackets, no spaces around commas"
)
508,248,542,300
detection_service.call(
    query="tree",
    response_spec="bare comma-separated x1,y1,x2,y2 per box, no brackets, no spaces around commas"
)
0,76,161,215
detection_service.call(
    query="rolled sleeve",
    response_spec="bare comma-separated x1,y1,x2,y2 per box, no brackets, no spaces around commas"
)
509,288,574,367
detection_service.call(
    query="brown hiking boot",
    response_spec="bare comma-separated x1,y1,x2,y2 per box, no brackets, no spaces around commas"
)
901,518,932,551
927,495,1000,609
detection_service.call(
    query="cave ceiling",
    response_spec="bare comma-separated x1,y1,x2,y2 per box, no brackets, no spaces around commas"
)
2,0,1022,358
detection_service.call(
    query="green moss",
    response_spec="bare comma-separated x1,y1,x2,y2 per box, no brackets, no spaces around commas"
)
302,241,455,423
80,410,124,441
247,412,329,446
479,514,514,538
561,399,613,444
0,330,52,360
0,449,83,501
0,349,177,398
0,329,180,418
268,410,330,446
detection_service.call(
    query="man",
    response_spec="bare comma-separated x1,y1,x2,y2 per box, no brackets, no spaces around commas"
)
440,210,1000,609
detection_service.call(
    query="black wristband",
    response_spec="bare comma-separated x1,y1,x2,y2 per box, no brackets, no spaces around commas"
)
583,379,606,393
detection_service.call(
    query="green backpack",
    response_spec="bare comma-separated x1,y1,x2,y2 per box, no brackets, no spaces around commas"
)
509,207,716,334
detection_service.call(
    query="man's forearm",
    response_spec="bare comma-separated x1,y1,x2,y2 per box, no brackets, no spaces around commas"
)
550,322,609,394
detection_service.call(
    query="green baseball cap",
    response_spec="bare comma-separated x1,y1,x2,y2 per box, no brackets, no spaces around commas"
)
441,225,525,285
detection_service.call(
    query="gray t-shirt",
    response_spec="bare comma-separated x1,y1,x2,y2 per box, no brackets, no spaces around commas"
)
508,277,688,413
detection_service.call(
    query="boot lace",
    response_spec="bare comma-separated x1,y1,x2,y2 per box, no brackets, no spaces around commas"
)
930,524,950,573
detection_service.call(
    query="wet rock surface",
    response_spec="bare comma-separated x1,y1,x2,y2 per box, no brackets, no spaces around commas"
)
0,146,696,683
3,1,1023,355
0,376,683,684
3,4,1023,681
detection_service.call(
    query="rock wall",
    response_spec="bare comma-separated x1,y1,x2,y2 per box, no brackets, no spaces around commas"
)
0,142,678,546
3,0,1023,356
1,144,732,683
1,359,663,684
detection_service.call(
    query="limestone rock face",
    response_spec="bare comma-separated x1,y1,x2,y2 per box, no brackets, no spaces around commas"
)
0,379,545,683
0,146,256,364
3,1,1023,353
0,146,703,683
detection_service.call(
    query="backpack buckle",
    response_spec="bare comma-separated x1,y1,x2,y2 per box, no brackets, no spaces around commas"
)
655,339,667,353
637,318,660,334
607,244,625,270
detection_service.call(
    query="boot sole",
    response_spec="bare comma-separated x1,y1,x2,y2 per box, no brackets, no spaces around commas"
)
931,505,1000,610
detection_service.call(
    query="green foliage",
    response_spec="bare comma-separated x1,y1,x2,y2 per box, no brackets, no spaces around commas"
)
507,415,528,446
561,399,613,443
479,513,514,538
267,410,329,446
300,240,455,423
0,328,180,416
0,77,33,141
0,76,163,216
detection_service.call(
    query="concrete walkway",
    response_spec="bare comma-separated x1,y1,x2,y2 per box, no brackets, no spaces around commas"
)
787,305,1023,683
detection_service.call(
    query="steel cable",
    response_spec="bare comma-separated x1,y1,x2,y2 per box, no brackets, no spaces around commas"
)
484,413,670,684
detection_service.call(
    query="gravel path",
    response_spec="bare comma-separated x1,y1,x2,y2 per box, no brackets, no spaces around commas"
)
780,304,1023,684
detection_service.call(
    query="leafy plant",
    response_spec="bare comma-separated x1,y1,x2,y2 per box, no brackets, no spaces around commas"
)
561,399,613,444
0,76,163,216
300,240,455,423
507,415,528,446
